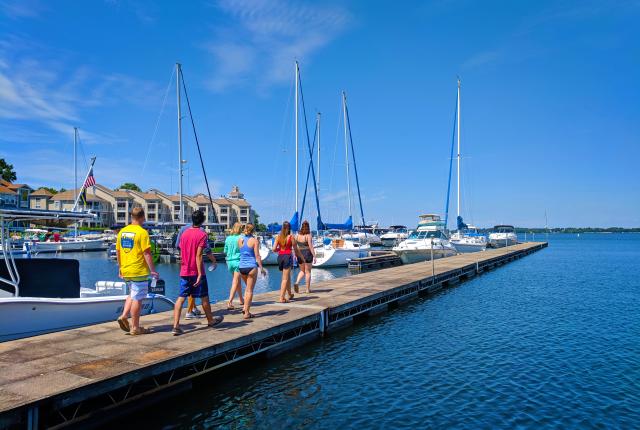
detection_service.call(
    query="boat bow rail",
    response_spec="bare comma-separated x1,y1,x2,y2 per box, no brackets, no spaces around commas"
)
0,209,96,297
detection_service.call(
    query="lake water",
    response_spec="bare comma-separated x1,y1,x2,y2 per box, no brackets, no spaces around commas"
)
65,234,640,428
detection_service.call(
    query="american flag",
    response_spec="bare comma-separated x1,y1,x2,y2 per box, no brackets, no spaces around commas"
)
84,168,96,188
80,168,96,205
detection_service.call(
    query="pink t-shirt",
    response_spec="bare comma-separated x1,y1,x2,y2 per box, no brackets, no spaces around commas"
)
179,227,208,277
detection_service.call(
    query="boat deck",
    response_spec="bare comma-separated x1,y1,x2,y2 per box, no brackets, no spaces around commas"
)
0,242,547,429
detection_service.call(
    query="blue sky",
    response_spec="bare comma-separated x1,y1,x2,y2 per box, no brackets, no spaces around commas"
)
1,0,639,227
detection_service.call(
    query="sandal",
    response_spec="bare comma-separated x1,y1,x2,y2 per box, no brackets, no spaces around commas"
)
227,303,235,310
171,326,183,336
128,326,151,336
277,299,289,303
243,312,255,319
294,283,300,294
288,293,295,300
117,316,130,333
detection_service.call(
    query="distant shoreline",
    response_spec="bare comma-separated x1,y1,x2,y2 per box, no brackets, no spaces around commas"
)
508,228,640,234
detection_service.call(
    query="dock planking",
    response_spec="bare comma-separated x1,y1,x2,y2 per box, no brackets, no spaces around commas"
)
0,242,547,429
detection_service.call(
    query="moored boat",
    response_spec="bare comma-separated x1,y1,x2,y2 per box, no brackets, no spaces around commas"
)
488,225,518,248
392,214,456,264
380,225,409,247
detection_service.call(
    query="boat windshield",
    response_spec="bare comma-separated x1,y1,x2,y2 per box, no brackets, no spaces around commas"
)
408,230,444,240
496,226,515,233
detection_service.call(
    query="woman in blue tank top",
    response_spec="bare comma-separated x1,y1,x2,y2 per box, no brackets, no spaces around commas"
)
237,224,265,319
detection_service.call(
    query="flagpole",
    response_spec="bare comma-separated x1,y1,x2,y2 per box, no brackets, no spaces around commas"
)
72,157,97,212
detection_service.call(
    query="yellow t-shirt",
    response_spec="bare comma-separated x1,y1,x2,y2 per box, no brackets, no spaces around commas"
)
116,224,151,279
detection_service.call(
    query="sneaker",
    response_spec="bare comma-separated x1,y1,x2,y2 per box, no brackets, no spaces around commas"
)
192,307,203,316
172,327,183,336
185,312,196,320
208,315,224,327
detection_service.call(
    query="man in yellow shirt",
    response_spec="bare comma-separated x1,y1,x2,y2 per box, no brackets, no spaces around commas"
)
116,207,158,335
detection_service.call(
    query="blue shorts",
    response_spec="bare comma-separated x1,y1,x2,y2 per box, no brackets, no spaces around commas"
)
125,279,149,301
179,276,209,298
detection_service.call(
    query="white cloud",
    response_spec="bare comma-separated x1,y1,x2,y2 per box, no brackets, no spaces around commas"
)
205,0,350,92
0,36,161,146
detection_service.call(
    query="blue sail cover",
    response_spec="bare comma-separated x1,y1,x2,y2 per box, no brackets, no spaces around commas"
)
456,215,468,231
267,212,300,233
322,216,353,231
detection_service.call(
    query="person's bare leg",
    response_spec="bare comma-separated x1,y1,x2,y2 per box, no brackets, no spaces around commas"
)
295,269,305,287
131,299,142,331
235,272,244,305
187,296,196,313
244,269,257,317
279,270,288,302
228,272,243,307
120,295,132,319
173,296,186,329
305,263,312,293
201,296,214,324
284,267,293,299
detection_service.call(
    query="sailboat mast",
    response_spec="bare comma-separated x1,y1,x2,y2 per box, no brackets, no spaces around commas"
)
456,78,461,222
295,61,299,215
317,112,321,196
73,127,78,211
176,62,184,224
342,91,352,219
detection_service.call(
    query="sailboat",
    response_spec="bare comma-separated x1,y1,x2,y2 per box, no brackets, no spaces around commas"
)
259,62,305,265
448,79,487,253
28,129,107,254
313,91,370,267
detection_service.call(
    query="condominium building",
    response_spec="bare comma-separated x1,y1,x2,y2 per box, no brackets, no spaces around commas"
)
27,184,254,229
0,179,32,209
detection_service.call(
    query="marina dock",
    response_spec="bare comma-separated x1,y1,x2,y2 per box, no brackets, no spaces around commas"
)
0,242,547,429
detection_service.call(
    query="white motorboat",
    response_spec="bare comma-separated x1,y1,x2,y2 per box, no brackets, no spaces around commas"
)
393,214,456,264
450,227,487,253
380,225,409,247
0,208,175,342
313,234,370,268
488,225,518,248
28,237,107,253
342,231,382,247
258,236,278,265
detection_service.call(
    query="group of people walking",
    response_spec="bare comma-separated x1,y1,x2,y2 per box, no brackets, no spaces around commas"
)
114,207,316,336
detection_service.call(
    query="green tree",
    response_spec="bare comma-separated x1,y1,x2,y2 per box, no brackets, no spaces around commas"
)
0,158,17,182
117,183,142,192
40,187,58,194
253,211,267,232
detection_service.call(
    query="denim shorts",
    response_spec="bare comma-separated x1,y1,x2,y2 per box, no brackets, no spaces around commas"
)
179,276,209,298
126,279,149,301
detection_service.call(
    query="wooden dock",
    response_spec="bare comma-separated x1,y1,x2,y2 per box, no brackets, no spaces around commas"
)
0,242,547,429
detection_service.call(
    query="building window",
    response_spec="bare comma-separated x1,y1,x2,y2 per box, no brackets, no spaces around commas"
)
117,201,126,209
220,207,228,214
240,209,248,215
173,204,181,211
34,198,41,209
220,216,228,222
54,201,61,209
240,217,247,222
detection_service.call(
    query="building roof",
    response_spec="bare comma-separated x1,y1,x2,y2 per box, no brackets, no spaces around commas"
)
51,189,106,203
0,185,17,195
141,193,161,200
232,199,251,207
0,179,32,191
30,188,54,197
112,190,133,198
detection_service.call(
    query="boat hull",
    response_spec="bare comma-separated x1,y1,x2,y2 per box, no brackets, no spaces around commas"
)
0,295,175,342
451,242,486,253
30,239,107,253
394,248,456,265
313,247,369,268
259,246,278,265
488,234,518,248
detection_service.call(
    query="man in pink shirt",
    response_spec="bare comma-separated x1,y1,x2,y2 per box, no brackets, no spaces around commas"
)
171,210,223,335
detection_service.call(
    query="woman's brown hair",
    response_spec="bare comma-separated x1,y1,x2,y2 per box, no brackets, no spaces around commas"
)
277,221,291,247
299,220,310,235
243,223,255,235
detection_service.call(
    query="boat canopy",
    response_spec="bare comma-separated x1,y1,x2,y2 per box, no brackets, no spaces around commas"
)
494,225,515,232
268,212,300,233
456,215,468,231
408,230,446,239
321,216,353,231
